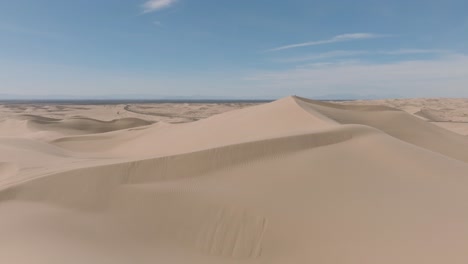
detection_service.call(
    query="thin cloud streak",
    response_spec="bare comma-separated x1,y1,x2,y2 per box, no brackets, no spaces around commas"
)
142,0,177,13
277,50,368,63
277,49,450,63
381,49,449,55
267,33,388,52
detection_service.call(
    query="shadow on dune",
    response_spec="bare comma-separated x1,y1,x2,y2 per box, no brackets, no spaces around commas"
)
21,114,153,134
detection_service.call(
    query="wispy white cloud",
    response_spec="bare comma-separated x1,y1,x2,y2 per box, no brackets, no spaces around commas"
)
246,54,468,97
142,0,177,13
277,49,450,63
277,50,369,63
266,33,388,52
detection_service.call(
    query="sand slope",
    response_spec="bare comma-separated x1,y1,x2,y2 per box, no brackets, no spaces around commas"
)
340,98,468,136
297,97,468,162
1,96,468,264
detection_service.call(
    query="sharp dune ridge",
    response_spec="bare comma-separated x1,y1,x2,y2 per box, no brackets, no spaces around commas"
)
1,96,468,263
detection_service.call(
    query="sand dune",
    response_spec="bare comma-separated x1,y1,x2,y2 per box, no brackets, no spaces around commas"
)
341,97,468,136
52,97,335,157
23,115,152,135
415,108,450,122
297,97,468,162
26,115,151,133
0,115,152,142
1,96,468,263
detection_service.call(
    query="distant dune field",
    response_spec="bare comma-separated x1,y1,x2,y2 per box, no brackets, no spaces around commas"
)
0,96,468,263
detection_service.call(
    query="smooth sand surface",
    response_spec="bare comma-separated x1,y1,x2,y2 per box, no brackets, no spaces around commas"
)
342,98,468,136
1,96,468,263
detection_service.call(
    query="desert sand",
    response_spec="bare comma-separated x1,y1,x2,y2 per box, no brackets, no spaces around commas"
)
0,96,468,263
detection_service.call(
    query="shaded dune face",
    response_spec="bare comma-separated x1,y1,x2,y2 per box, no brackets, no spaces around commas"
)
1,97,468,264
0,115,153,139
24,115,154,134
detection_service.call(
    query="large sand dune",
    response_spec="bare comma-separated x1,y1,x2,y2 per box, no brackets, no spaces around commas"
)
1,96,468,263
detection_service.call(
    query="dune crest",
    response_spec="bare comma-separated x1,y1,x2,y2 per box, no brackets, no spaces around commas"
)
1,96,468,264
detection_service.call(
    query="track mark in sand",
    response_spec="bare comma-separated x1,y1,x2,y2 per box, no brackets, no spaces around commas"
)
110,187,268,259
197,207,267,258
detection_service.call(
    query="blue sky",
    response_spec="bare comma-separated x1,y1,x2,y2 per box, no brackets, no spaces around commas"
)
0,0,467,98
